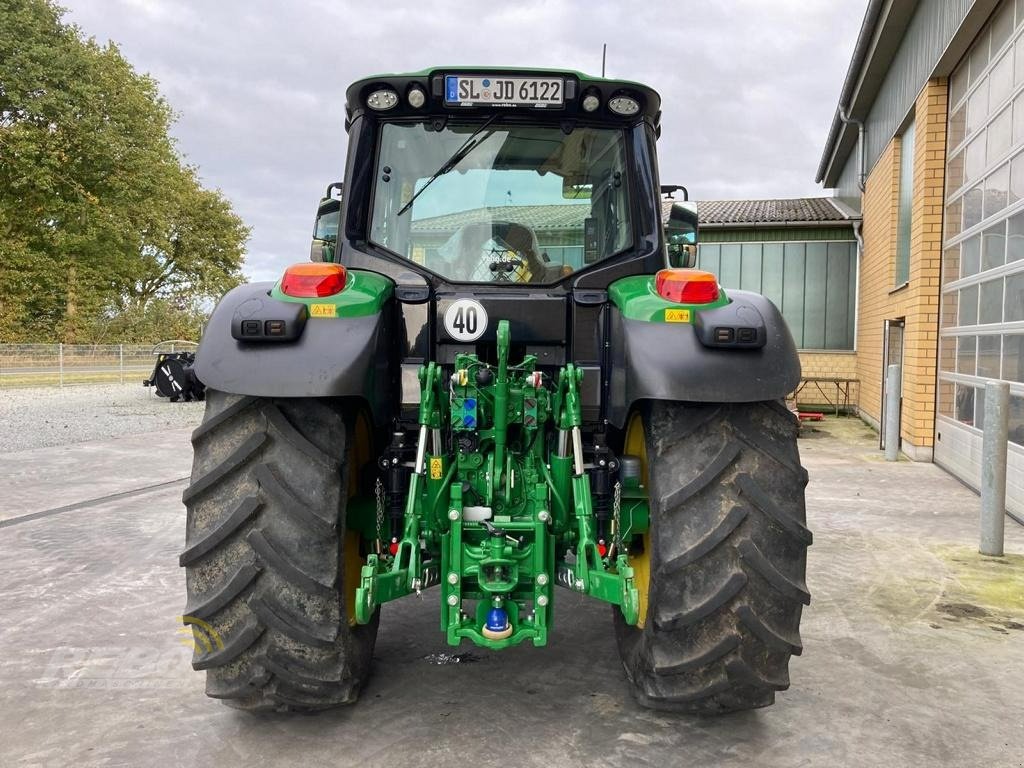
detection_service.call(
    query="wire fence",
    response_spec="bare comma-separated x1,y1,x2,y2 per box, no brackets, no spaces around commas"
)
0,342,197,389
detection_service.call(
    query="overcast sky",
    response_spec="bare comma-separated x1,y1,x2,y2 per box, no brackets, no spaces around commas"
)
60,0,865,281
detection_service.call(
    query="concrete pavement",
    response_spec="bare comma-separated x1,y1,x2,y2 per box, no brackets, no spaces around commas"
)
0,418,1022,767
0,429,193,522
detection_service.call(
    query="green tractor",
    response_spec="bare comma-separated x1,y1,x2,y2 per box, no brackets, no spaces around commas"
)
181,68,810,714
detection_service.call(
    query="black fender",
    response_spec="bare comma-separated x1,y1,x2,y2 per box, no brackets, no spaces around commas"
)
607,289,801,428
193,282,395,425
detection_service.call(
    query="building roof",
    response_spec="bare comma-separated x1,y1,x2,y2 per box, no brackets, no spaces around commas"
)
412,198,852,234
411,204,591,232
692,198,850,226
657,197,852,227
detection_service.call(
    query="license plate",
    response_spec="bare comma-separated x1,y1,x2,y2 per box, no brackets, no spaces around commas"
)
445,75,563,108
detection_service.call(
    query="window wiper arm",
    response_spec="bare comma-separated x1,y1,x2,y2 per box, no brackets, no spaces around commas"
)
396,114,501,217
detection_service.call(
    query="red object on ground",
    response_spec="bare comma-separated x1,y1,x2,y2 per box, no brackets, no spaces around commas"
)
389,539,399,556
798,411,825,421
597,540,608,557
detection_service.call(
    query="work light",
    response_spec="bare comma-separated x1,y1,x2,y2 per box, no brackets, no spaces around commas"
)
367,88,399,111
407,86,427,108
608,95,640,116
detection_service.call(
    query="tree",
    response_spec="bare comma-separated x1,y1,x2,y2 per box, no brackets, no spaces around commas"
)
0,0,248,343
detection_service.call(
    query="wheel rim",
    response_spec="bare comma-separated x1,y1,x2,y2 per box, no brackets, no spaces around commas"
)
623,411,651,629
344,409,372,627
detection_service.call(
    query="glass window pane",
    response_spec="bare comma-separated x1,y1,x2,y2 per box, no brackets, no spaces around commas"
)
1006,271,1024,320
992,0,1015,54
985,164,1010,216
1009,394,1024,447
958,336,978,374
956,383,976,424
980,278,1005,323
970,87,989,135
1017,33,1024,85
946,198,964,239
989,107,1012,164
949,150,966,191
976,388,987,432
943,245,961,283
965,135,986,185
1014,93,1024,144
896,121,915,286
940,335,957,373
991,51,1014,107
952,59,969,106
943,290,959,328
938,379,956,417
961,233,982,277
960,284,980,325
1007,209,1024,262
1005,334,1024,383
964,184,984,230
979,335,1002,378
1010,152,1024,204
969,31,991,85
982,222,1007,270
949,104,968,150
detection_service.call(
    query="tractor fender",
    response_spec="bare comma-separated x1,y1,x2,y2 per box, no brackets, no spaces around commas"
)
193,282,394,423
607,289,801,428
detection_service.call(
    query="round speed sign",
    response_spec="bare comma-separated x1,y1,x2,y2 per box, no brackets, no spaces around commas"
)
444,299,488,342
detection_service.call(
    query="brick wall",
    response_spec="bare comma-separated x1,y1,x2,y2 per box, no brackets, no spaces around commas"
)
799,351,858,379
795,351,858,411
854,79,947,459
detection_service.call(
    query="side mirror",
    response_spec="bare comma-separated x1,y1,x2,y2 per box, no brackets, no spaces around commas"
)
660,184,688,201
665,202,698,268
310,183,342,262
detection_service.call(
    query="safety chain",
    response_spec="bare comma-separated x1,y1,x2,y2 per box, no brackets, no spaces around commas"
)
612,480,622,548
374,477,385,553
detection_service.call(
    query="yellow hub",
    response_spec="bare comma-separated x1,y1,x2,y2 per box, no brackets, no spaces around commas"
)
623,412,651,629
344,409,372,626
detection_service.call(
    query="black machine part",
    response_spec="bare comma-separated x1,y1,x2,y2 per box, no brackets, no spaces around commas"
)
195,284,800,428
144,351,205,402
606,290,801,428
192,282,394,426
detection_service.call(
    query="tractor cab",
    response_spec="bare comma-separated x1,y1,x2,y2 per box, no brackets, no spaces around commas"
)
301,69,702,404
333,69,671,288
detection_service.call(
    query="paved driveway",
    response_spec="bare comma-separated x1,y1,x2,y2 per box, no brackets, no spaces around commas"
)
1,417,1022,767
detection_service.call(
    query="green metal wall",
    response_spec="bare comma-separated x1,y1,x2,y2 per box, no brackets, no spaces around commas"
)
697,235,858,351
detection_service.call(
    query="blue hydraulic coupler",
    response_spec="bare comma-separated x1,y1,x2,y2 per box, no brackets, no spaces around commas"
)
483,606,512,640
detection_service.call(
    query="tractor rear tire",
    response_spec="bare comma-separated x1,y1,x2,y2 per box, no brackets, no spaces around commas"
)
180,390,378,711
615,400,811,713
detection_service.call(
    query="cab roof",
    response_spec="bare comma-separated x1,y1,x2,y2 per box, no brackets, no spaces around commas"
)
344,66,662,126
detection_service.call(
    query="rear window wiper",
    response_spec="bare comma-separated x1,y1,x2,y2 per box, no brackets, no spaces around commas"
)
396,114,501,217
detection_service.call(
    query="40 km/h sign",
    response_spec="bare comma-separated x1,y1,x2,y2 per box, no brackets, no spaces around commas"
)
444,299,488,342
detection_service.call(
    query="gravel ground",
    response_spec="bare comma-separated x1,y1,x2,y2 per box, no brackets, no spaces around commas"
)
0,384,204,452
